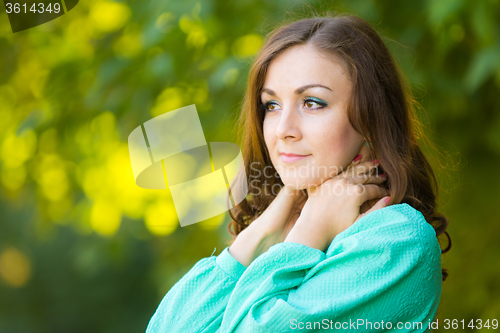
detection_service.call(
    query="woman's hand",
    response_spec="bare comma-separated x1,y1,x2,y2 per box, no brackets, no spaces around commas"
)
340,142,388,215
284,160,390,253
228,184,306,267
258,184,308,244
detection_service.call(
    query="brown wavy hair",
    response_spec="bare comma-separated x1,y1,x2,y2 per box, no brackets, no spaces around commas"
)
227,13,451,281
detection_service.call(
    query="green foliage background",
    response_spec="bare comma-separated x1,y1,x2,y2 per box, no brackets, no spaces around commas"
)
0,0,499,332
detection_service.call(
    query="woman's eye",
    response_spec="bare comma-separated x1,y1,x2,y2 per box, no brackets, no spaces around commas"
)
264,102,280,112
303,98,327,109
305,100,317,108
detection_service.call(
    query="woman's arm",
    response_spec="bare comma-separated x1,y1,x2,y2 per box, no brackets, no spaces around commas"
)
229,185,307,267
145,185,305,333
218,204,442,333
144,245,250,333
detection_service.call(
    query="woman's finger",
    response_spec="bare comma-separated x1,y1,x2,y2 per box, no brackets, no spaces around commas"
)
355,196,390,223
352,160,380,176
356,173,388,185
343,167,387,185
339,160,380,179
344,172,371,184
364,172,388,185
352,184,389,206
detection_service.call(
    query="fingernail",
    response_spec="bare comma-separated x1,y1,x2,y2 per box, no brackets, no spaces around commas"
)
380,174,387,178
353,155,362,162
374,159,379,164
385,197,390,204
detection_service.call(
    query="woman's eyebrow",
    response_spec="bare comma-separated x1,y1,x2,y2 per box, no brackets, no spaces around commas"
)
261,84,332,96
295,84,332,94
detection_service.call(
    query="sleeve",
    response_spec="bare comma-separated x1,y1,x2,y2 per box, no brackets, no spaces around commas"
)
145,247,247,333
218,209,443,333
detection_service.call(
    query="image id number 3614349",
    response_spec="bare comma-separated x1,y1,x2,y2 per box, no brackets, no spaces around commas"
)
5,2,62,14
441,319,498,330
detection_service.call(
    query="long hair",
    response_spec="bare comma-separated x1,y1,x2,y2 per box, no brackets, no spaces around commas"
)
227,13,451,281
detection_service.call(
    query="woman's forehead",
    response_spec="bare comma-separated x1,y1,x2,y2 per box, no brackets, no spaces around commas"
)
262,45,351,96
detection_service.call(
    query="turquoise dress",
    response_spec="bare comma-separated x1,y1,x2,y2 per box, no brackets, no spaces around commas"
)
146,203,442,332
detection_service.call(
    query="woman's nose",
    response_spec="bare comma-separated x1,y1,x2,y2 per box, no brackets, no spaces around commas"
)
275,106,302,140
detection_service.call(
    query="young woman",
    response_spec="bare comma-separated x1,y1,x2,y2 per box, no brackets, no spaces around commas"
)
146,14,451,333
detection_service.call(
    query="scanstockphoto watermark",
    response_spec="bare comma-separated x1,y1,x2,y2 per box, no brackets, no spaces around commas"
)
290,318,424,331
247,161,381,196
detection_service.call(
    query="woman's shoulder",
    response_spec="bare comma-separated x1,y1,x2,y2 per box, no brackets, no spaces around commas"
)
312,203,443,300
325,203,441,261
298,203,442,329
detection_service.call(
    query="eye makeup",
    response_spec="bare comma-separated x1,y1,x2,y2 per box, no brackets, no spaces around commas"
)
303,97,327,109
260,96,328,112
261,100,280,112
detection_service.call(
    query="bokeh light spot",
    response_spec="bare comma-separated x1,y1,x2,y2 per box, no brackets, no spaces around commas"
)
0,248,31,288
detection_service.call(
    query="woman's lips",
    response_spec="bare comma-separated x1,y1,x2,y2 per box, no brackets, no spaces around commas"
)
280,153,310,163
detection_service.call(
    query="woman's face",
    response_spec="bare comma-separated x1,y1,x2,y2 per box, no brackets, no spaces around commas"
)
262,43,365,192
